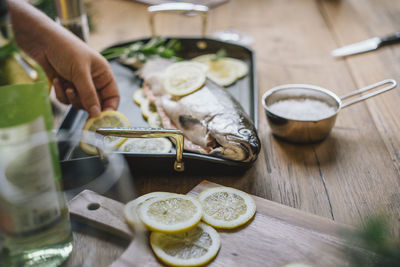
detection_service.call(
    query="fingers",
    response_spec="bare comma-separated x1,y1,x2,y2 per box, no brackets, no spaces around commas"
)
54,78,81,109
51,52,119,117
92,60,120,111
72,66,101,117
65,88,83,110
53,78,83,110
53,78,69,104
54,69,117,116
98,77,120,111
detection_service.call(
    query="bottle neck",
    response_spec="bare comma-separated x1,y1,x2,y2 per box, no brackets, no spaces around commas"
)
0,22,12,47
0,0,12,48
0,0,8,22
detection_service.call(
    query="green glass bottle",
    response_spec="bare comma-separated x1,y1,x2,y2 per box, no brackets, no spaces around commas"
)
0,1,73,266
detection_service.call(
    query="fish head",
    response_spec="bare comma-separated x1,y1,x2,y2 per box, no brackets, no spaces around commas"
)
208,114,260,162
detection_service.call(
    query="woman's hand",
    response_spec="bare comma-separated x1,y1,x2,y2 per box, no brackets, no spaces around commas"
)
8,0,119,117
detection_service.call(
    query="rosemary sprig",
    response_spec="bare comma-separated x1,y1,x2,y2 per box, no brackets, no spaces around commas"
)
101,37,182,62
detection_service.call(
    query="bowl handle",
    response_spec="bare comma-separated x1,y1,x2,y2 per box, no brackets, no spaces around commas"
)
340,79,397,109
96,127,185,172
148,3,209,37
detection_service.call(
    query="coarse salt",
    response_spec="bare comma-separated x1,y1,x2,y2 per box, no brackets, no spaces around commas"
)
268,98,337,121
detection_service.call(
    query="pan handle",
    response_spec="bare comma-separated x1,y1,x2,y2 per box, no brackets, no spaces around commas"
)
96,127,185,172
340,79,397,109
148,3,209,37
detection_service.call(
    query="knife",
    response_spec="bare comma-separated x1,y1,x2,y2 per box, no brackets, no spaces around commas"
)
331,32,400,57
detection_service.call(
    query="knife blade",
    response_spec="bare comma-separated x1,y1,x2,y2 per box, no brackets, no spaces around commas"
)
331,32,400,57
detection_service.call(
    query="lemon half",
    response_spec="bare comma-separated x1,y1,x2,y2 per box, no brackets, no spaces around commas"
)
163,61,207,97
139,194,203,233
198,187,256,229
150,222,220,267
80,110,130,154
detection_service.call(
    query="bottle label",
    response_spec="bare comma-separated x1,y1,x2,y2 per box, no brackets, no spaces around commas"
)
0,116,62,235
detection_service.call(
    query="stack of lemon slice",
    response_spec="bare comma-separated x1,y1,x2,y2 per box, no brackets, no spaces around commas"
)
124,187,256,266
130,88,172,153
132,88,147,106
135,93,163,128
133,89,160,124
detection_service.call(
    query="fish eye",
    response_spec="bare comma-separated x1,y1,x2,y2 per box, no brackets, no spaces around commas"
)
239,128,252,136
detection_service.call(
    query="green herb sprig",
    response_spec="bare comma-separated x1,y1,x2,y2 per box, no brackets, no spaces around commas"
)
101,37,182,63
347,216,400,267
0,41,18,60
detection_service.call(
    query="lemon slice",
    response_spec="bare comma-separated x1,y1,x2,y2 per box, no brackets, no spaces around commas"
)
206,59,238,87
80,110,130,154
147,112,163,128
133,88,147,106
150,222,220,267
119,138,172,153
163,61,207,97
192,54,215,64
192,55,248,86
124,192,175,227
141,98,158,119
139,194,203,233
166,61,209,73
198,187,256,229
224,57,248,78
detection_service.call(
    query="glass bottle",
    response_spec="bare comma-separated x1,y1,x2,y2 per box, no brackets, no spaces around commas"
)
0,0,73,266
54,0,89,42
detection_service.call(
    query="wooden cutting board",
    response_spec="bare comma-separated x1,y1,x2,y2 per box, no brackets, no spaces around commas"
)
68,181,359,266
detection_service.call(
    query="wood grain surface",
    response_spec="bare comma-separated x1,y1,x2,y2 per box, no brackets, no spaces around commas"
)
67,181,361,267
58,0,400,266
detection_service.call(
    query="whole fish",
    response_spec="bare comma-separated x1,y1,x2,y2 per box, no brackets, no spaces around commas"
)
140,58,260,162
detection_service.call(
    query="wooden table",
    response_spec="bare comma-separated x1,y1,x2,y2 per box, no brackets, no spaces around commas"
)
62,0,400,265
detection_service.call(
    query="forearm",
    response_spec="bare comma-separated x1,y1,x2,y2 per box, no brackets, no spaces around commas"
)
7,0,83,61
6,0,119,116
